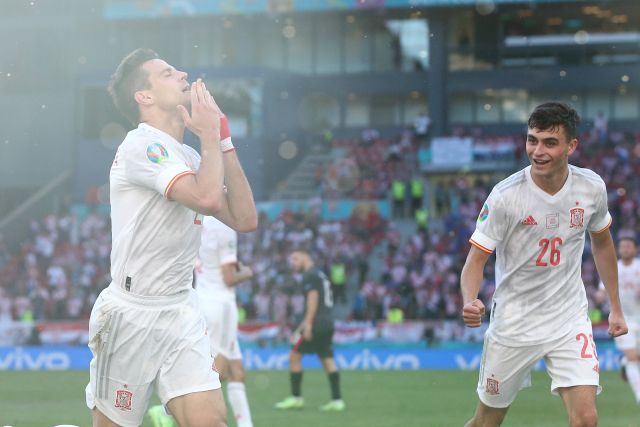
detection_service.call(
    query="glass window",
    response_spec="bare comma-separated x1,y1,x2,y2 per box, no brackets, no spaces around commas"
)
371,96,401,126
345,95,370,127
211,18,230,66
227,18,256,66
404,92,428,125
181,24,212,67
450,95,474,124
256,19,285,70
476,95,500,124
585,91,611,121
528,92,581,113
501,90,529,123
385,19,429,71
345,15,371,73
300,94,340,130
613,88,639,120
371,17,397,72
206,78,263,137
316,15,341,74
285,16,313,74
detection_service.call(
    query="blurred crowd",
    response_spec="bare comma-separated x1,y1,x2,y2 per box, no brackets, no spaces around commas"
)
0,210,110,322
0,124,639,330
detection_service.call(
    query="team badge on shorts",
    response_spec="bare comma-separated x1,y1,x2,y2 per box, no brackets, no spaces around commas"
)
146,143,169,164
115,389,133,411
486,377,500,395
569,207,584,229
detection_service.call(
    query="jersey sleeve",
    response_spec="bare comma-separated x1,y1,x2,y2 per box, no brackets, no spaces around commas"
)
200,217,218,255
469,189,508,254
124,138,194,198
217,224,238,265
588,179,612,233
304,273,323,295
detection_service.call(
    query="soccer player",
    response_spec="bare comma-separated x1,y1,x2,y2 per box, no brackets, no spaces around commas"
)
85,48,257,427
274,250,345,411
149,216,255,427
460,101,628,427
601,237,640,403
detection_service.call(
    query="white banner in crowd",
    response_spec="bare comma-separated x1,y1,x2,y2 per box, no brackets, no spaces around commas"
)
430,137,474,167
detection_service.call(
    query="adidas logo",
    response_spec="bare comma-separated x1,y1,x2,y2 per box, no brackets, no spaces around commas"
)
521,215,538,225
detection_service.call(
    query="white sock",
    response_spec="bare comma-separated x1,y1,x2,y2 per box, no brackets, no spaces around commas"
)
625,361,640,403
228,382,253,427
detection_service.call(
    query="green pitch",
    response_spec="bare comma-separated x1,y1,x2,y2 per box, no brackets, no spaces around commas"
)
0,370,638,427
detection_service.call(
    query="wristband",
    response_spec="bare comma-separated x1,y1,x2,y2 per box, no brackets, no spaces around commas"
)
220,115,235,152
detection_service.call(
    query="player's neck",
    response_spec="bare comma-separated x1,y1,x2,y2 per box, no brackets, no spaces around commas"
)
531,167,569,195
143,112,186,143
621,258,634,266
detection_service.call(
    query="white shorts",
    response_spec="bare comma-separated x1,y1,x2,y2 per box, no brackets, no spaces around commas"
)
85,284,221,427
614,324,639,352
477,317,601,408
200,297,242,360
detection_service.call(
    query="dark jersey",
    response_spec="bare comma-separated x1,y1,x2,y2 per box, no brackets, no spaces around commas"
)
302,267,334,332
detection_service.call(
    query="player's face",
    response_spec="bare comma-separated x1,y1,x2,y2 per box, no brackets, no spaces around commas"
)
288,252,304,273
526,126,577,180
618,239,637,261
141,59,191,111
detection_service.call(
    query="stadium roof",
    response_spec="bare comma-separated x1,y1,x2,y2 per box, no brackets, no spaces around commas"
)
104,0,589,20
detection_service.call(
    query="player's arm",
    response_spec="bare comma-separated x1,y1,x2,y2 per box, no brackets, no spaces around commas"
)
169,79,226,215
211,152,258,233
221,262,254,287
460,245,492,327
590,228,628,337
303,289,319,340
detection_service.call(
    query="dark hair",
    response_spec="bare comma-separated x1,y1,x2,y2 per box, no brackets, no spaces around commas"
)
527,101,581,141
108,48,159,125
618,236,637,246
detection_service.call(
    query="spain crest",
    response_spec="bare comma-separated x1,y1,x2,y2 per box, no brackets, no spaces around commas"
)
569,207,584,229
115,389,133,411
486,377,500,395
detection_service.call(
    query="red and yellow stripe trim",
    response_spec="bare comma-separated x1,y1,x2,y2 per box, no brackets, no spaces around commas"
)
469,239,493,254
164,170,195,199
591,217,612,234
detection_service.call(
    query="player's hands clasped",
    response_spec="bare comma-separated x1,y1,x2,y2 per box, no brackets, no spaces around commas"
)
178,78,223,139
608,310,628,338
462,299,486,328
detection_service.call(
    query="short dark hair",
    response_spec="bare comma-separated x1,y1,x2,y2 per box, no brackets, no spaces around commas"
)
108,48,159,125
618,236,637,246
527,101,581,141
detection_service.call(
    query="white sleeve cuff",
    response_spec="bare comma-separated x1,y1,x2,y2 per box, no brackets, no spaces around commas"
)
469,229,498,254
589,212,612,234
156,165,194,198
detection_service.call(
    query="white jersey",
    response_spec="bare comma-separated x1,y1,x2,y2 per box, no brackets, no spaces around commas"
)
600,258,640,328
470,165,612,346
196,216,238,302
110,123,203,297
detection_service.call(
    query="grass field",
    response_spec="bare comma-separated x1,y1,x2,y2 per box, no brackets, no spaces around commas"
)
0,370,638,427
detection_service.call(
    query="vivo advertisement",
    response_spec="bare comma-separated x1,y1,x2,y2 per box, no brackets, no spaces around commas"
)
0,346,623,372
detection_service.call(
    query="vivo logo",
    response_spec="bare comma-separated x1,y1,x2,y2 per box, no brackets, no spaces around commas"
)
336,350,420,370
243,349,420,370
0,348,70,370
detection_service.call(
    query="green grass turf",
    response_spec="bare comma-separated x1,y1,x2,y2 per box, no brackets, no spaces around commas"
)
0,370,638,427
